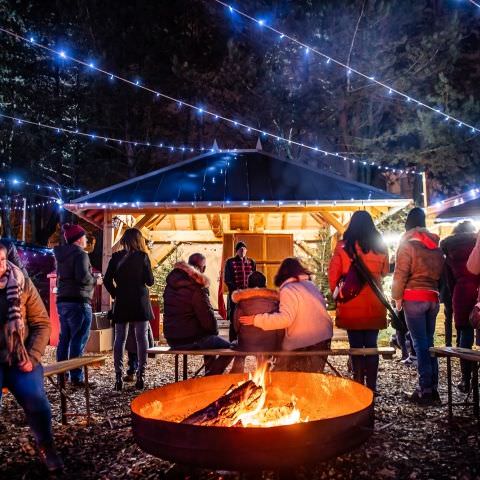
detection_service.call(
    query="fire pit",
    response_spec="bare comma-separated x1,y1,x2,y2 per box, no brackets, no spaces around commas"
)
131,370,374,470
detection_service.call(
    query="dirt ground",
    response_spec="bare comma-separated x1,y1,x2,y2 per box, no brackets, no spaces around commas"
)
1,342,479,480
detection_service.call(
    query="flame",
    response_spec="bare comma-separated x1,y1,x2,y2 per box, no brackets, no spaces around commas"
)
234,362,303,428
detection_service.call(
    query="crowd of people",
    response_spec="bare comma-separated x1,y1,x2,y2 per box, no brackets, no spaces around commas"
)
1,207,480,472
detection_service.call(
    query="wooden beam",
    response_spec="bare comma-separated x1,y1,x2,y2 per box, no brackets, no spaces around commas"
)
149,214,167,230
312,212,346,234
253,214,265,232
207,214,224,238
101,212,113,311
150,230,218,242
248,214,255,232
150,243,181,266
295,241,322,268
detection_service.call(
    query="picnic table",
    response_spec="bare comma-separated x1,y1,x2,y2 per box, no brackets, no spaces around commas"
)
430,346,480,422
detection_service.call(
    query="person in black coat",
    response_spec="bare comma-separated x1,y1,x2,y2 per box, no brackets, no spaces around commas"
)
163,253,232,375
103,228,154,390
54,224,98,387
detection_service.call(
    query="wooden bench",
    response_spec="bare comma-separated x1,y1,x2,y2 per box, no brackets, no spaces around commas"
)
43,356,107,425
430,346,480,422
147,346,395,382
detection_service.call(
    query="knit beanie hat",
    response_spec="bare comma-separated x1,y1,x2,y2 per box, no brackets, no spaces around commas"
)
62,223,86,244
235,241,247,252
405,207,426,231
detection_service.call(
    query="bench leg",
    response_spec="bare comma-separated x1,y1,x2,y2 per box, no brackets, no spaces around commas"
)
183,354,188,381
174,355,179,383
447,356,453,423
58,373,68,425
472,362,479,421
84,366,91,426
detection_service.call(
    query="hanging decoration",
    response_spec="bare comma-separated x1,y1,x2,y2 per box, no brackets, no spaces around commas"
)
215,1,480,135
0,26,419,175
0,173,85,194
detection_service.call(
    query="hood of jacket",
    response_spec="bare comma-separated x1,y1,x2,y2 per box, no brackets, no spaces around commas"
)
54,244,83,262
166,261,210,290
402,227,440,250
231,287,279,303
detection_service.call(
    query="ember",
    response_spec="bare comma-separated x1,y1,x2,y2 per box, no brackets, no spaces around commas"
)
181,363,302,428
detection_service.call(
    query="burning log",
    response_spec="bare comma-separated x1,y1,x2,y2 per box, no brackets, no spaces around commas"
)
182,380,263,427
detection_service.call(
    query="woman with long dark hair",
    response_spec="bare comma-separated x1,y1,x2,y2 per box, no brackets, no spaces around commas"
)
104,228,154,390
328,210,389,392
239,257,333,372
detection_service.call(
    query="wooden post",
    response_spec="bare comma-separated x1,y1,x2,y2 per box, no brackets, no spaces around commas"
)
101,211,113,312
421,171,428,209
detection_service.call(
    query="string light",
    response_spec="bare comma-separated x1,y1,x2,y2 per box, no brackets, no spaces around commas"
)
0,169,85,194
0,112,210,155
0,198,58,212
0,27,419,175
215,0,480,135
466,0,480,8
0,27,418,173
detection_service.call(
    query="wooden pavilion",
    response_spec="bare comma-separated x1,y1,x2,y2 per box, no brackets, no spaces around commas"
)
64,149,410,308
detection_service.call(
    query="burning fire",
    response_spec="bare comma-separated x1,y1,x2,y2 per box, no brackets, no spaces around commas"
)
234,363,302,428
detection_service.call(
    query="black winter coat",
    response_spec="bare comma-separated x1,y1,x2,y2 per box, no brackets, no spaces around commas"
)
54,244,96,302
163,261,218,346
103,250,154,323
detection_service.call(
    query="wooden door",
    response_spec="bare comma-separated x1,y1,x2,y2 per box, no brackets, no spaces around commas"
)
222,233,293,288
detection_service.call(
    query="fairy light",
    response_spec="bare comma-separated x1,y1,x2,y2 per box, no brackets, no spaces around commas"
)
0,112,206,154
0,198,58,212
0,26,419,175
215,1,480,135
0,174,84,194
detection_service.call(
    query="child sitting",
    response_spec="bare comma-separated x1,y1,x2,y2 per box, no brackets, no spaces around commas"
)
230,271,283,372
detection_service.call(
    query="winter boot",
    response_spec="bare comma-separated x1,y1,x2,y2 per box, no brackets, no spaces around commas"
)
114,373,123,391
38,442,64,473
135,371,145,390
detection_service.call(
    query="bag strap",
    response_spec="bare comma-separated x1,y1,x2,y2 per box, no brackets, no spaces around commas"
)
115,251,131,273
347,247,401,325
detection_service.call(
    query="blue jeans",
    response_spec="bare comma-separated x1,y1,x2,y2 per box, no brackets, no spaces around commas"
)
0,364,53,445
56,302,93,382
403,301,440,392
171,335,232,375
347,330,379,391
458,326,475,383
114,322,148,375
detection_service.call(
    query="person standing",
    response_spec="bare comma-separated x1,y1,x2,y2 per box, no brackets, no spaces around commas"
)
328,211,389,392
441,221,480,392
392,207,445,405
224,241,256,341
103,228,154,391
54,224,98,387
163,253,232,376
240,257,333,373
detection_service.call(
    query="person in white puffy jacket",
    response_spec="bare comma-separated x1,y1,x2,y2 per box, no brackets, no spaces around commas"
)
239,257,333,372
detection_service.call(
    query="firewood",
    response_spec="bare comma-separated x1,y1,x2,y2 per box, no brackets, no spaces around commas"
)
181,380,263,426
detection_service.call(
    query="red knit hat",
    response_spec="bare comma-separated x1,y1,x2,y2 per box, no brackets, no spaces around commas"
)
62,223,86,244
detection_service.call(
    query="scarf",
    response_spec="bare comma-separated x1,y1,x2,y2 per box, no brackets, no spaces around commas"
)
0,261,29,366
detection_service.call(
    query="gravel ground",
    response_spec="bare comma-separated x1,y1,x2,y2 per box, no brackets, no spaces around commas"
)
1,345,479,480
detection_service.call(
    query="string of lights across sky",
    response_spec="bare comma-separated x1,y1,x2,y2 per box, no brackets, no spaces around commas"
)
213,0,480,135
0,112,211,155
0,26,419,175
